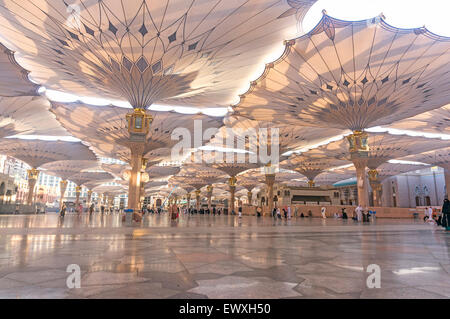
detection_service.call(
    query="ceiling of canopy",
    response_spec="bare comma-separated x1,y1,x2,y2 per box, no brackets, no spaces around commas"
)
69,171,114,187
0,96,70,137
302,132,450,169
50,102,223,162
209,115,346,155
0,0,316,108
386,104,450,135
92,185,126,195
0,42,39,97
40,160,100,180
281,155,349,181
400,147,450,170
0,138,97,168
235,14,450,131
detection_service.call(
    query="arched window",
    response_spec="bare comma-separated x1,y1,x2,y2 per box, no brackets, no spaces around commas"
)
415,196,421,207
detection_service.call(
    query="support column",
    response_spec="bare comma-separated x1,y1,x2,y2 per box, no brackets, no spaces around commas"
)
87,190,93,207
265,174,275,213
229,176,237,212
353,159,369,207
108,195,115,210
186,193,191,209
247,191,253,205
128,144,145,212
26,168,39,205
347,131,370,207
139,158,149,205
307,180,315,188
368,169,382,207
126,108,152,221
59,180,68,209
75,186,82,206
206,185,213,210
195,190,201,210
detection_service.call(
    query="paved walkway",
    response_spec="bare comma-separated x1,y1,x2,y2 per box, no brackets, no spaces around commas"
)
0,213,448,298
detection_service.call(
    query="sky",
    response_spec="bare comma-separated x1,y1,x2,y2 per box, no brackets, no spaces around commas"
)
303,0,450,36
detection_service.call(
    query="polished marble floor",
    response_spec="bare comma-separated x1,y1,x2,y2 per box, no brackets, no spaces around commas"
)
0,212,449,299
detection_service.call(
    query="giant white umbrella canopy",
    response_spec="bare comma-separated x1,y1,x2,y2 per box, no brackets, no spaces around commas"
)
212,115,345,156
51,102,223,162
92,185,126,208
0,96,70,137
147,165,180,179
0,0,316,108
51,101,223,212
234,13,450,206
0,42,39,97
41,160,101,180
0,138,97,204
101,163,130,180
235,13,450,131
301,132,450,205
304,132,450,168
281,156,349,187
40,159,101,208
67,171,114,205
0,138,97,169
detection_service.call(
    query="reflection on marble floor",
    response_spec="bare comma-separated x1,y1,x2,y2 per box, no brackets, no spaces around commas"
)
0,213,448,299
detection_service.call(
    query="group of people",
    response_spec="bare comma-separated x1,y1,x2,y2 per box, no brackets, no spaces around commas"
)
423,199,450,230
59,202,111,217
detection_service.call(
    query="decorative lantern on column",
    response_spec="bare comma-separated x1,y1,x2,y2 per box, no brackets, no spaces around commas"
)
346,131,369,157
27,168,39,180
126,108,152,138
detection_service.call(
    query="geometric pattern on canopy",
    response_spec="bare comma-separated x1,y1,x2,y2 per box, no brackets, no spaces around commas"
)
101,163,130,180
92,185,126,196
50,102,223,162
302,132,450,169
0,96,69,137
0,43,39,97
280,155,349,181
235,14,450,131
68,171,114,187
0,0,316,108
147,165,180,179
176,164,227,189
375,162,431,181
0,139,97,168
400,147,450,170
239,167,304,183
211,115,345,155
386,104,450,135
40,160,101,181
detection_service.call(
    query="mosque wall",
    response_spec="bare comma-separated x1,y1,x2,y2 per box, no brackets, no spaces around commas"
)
382,170,446,208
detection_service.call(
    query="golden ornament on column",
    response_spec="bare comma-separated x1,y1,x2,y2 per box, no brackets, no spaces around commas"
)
307,180,315,188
